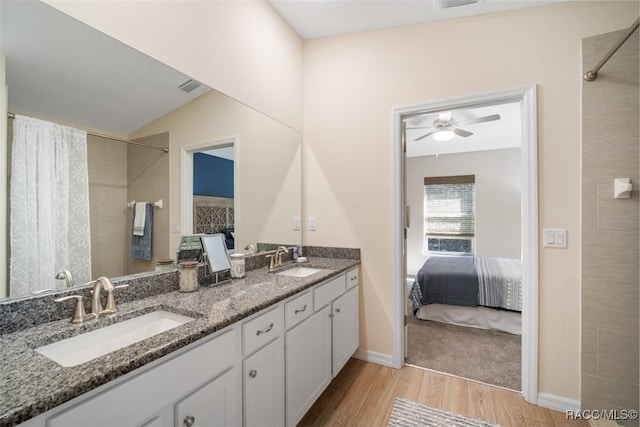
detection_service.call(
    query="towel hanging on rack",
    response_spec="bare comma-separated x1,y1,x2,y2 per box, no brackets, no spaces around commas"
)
133,202,147,236
131,203,153,260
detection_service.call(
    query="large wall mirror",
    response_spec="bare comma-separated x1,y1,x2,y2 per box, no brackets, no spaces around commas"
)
1,0,301,300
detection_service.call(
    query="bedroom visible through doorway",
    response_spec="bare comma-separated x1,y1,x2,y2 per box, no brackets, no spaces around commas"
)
392,86,538,402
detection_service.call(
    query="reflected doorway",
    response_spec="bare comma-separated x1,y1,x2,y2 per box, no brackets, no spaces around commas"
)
180,138,237,253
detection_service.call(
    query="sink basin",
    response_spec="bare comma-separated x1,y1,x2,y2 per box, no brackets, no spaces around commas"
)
36,310,195,367
276,267,325,277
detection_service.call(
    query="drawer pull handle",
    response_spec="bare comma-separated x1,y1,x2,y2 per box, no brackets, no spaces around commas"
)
249,369,258,378
350,276,357,281
335,308,341,313
295,304,307,314
256,322,274,336
184,415,195,427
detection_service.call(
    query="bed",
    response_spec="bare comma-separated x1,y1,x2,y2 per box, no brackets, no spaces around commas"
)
409,256,522,334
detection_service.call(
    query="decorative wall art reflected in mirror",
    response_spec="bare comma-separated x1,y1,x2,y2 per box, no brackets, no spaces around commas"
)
0,0,301,300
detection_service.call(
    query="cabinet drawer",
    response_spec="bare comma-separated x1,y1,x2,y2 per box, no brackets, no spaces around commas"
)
345,268,359,290
243,306,283,356
314,274,346,310
285,291,313,329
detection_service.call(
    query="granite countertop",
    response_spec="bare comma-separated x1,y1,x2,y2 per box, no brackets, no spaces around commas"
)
0,257,360,426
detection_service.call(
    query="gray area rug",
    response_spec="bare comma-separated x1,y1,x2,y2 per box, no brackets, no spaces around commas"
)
388,398,500,427
407,316,521,390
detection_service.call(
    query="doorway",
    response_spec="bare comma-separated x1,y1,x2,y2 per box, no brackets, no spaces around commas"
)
180,138,237,241
392,86,539,403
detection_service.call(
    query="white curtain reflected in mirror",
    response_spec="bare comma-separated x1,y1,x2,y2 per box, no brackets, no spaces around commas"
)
9,115,92,295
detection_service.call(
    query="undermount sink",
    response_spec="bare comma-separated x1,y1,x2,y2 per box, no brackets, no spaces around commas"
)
35,310,195,367
276,267,325,278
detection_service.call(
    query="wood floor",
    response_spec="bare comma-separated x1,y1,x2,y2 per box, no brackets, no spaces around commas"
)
299,358,589,427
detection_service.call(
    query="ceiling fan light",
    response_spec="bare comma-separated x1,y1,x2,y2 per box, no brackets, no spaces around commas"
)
433,129,455,141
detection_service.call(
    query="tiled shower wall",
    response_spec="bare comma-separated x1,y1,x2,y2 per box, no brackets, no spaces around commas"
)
581,27,639,426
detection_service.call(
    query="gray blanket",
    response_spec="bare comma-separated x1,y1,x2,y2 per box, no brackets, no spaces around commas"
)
410,256,522,314
410,256,478,314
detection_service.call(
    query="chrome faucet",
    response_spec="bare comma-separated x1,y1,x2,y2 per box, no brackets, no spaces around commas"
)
55,269,74,288
275,246,289,268
91,276,115,317
55,295,92,323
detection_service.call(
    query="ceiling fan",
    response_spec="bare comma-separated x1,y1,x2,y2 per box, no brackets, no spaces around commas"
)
409,112,501,142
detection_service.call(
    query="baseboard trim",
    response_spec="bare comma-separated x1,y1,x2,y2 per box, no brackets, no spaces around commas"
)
353,349,394,367
538,392,580,413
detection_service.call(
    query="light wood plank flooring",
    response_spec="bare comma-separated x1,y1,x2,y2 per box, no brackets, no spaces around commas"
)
299,359,589,427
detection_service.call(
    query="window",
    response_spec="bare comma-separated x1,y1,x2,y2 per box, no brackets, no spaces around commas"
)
424,175,475,255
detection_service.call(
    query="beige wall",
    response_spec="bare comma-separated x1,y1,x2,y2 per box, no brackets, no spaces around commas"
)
44,0,304,132
302,2,638,401
129,89,301,256
581,28,639,425
406,148,521,276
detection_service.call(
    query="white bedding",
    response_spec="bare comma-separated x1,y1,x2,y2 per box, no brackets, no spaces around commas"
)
414,303,521,335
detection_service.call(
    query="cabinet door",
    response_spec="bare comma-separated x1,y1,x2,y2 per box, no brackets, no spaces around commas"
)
285,306,331,427
175,368,241,427
332,285,359,377
243,337,284,427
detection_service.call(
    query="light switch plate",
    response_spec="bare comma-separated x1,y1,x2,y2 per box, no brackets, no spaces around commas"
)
292,216,301,231
308,216,317,231
543,228,567,248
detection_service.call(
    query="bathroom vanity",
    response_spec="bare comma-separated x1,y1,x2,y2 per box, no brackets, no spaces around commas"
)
0,254,360,427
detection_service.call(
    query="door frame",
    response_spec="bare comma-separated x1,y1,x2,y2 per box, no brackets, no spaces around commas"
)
391,85,539,403
180,137,237,235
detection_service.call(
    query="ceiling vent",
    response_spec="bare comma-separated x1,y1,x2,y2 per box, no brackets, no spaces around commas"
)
439,0,479,8
178,79,202,93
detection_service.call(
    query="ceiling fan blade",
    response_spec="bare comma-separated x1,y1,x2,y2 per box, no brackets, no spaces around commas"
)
414,131,436,141
458,114,501,126
453,127,473,137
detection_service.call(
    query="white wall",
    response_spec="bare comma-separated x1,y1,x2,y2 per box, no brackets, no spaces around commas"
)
302,1,639,402
406,148,521,276
44,0,304,132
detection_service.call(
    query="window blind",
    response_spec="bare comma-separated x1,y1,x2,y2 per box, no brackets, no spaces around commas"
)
424,175,475,236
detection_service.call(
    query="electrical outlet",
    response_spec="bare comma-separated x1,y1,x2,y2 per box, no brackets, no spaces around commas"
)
293,216,301,231
308,216,317,231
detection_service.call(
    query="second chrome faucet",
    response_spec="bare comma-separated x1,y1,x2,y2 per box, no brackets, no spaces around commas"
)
56,276,128,323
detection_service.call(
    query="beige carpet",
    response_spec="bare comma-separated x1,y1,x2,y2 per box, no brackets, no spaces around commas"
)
388,398,500,427
406,316,521,390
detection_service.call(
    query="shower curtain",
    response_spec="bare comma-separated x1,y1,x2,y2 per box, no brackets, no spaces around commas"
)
10,115,92,295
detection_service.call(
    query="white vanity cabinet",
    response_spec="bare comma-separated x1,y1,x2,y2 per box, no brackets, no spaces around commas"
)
41,328,241,427
331,284,359,377
243,337,285,427
241,306,285,427
17,266,360,427
174,368,241,427
285,305,332,426
285,267,360,427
